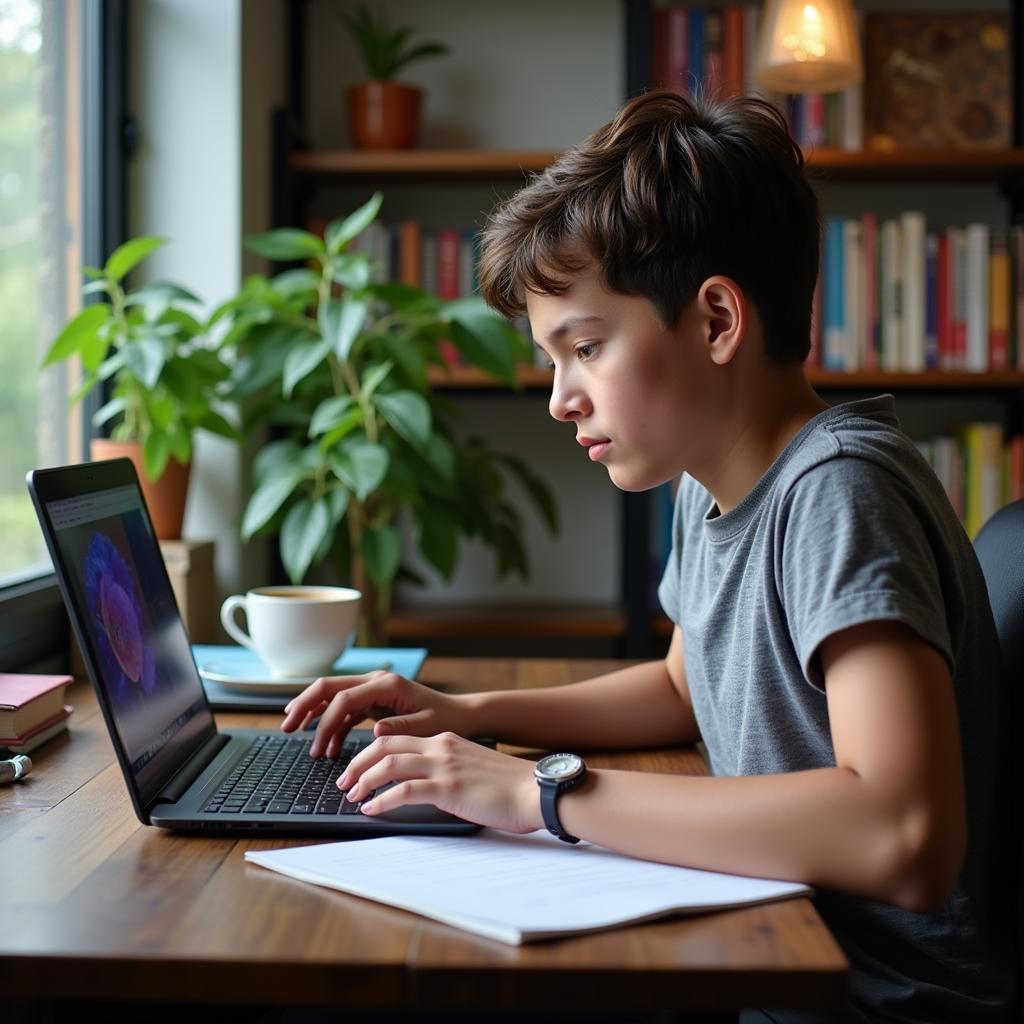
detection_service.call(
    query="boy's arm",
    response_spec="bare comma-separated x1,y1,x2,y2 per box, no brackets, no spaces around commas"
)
465,625,701,749
345,620,965,914
552,619,966,913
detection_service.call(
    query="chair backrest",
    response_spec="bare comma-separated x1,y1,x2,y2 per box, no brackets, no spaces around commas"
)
973,497,1024,1017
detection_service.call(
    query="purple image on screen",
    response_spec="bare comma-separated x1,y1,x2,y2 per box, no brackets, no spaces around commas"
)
84,531,156,706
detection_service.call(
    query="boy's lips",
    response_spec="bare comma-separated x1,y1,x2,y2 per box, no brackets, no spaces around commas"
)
577,436,611,461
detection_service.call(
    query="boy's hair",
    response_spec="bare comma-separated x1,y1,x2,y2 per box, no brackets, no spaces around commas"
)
477,89,820,364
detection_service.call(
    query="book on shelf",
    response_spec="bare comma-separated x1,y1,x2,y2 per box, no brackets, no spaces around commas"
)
0,672,72,737
863,12,1012,153
650,4,861,149
0,705,73,754
916,423,1022,539
811,211,1024,374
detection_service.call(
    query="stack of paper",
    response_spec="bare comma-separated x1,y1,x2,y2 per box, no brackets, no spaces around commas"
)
245,829,811,945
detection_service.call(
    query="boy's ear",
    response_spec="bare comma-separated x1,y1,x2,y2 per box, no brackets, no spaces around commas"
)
697,276,745,366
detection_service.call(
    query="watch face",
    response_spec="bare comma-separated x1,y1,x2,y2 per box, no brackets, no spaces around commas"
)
535,753,584,782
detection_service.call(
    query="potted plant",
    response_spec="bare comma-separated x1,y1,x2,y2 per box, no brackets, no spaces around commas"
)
217,193,558,644
341,2,449,149
41,236,236,538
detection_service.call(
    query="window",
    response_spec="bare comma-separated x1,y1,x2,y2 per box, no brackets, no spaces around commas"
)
0,0,124,668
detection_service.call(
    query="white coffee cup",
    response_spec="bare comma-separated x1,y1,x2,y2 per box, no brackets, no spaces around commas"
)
219,585,361,679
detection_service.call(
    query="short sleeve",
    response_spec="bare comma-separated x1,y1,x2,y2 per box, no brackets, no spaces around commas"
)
779,456,954,690
656,478,690,624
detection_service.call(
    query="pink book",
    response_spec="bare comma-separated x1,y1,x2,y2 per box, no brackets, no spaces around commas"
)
665,7,687,94
0,673,72,736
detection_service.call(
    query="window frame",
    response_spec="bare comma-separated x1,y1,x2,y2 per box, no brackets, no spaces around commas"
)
0,0,127,671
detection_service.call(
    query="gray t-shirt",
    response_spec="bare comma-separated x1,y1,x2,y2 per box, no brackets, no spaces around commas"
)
657,395,1016,1023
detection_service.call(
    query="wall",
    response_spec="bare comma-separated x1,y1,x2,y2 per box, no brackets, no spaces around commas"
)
127,0,285,608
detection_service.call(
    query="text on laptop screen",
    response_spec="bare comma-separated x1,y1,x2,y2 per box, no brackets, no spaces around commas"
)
46,484,213,789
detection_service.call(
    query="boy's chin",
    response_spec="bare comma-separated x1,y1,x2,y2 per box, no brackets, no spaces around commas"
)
605,464,665,493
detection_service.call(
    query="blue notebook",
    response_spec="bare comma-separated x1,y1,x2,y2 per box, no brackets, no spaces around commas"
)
192,644,428,711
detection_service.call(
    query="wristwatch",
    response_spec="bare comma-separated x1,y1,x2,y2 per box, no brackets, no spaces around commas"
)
534,752,587,844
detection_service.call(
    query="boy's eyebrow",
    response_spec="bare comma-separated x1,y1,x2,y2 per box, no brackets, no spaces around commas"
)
544,315,604,345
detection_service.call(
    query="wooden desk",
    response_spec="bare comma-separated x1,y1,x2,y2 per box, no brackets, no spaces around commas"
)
0,658,847,1020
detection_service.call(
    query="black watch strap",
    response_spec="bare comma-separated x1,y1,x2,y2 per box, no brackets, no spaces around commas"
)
538,774,585,844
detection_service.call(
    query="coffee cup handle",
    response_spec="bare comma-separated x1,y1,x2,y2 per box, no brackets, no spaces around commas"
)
220,595,257,652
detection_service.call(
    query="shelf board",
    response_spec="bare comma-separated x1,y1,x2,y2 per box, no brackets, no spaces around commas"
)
290,147,1024,182
290,149,559,178
426,366,1024,392
807,370,1024,390
804,147,1024,182
386,603,626,639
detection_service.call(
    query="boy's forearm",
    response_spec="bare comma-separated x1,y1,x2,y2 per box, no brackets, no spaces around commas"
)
555,766,956,914
461,660,699,750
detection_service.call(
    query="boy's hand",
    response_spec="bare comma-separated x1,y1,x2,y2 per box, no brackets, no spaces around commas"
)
279,671,474,759
338,732,543,834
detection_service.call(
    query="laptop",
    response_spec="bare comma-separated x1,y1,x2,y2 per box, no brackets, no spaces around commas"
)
27,458,481,837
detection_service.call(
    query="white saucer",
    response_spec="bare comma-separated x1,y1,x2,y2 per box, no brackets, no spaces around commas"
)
197,660,392,694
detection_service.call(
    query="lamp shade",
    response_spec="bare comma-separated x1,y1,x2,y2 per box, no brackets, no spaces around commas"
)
754,0,863,94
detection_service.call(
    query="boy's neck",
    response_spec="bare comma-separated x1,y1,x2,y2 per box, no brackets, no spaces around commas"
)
694,363,829,517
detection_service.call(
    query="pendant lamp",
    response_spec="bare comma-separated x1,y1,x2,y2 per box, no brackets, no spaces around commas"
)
754,0,863,94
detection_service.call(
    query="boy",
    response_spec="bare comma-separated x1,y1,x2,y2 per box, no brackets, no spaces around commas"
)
280,91,1016,1023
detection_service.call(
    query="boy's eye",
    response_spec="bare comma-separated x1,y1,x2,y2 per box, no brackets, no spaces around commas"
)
575,342,599,361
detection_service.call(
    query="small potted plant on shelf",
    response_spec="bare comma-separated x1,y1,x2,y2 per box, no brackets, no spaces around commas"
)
341,2,449,149
42,236,236,538
217,192,558,645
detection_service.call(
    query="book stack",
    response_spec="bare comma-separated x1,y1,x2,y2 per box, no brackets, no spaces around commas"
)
916,425,1024,539
0,673,74,754
813,215,1024,374
650,4,863,151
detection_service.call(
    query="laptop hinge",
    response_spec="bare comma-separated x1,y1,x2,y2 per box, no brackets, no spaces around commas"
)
155,731,232,804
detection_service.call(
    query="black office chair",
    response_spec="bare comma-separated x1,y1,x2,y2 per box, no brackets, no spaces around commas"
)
974,498,1024,1021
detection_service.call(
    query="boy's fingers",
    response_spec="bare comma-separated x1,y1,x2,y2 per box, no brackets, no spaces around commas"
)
338,734,426,788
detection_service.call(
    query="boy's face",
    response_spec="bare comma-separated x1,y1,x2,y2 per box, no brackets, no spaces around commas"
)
527,263,717,492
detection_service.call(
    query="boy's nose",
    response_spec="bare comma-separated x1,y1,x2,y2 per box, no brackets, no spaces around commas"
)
548,372,589,423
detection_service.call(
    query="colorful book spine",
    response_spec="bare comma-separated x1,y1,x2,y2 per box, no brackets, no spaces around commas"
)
924,230,939,370
722,6,745,97
823,218,845,370
687,7,705,94
965,223,991,372
880,218,902,372
989,237,1011,371
900,211,926,372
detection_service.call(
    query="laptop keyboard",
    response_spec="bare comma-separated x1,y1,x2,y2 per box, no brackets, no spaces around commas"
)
201,734,375,816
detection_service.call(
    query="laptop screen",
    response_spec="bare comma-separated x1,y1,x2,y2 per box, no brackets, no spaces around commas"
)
43,479,215,799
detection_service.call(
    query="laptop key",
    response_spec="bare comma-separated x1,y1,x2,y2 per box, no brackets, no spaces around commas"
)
290,803,314,814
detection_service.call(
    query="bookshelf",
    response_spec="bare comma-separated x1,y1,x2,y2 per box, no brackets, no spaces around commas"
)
275,0,1024,657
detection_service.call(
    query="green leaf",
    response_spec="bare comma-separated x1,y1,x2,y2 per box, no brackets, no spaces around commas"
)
92,396,127,428
326,487,351,525
241,467,306,540
324,192,383,253
448,317,518,386
360,359,393,399
82,280,110,296
41,304,110,367
197,410,238,440
498,454,559,534
122,337,166,389
270,268,321,299
97,350,126,382
168,425,192,464
282,339,329,397
124,281,200,307
142,430,171,481
319,296,368,362
329,253,373,291
105,236,167,283
330,441,389,501
280,498,332,583
360,525,401,587
319,407,364,451
365,281,433,309
309,395,356,437
245,228,326,262
417,503,457,579
374,390,431,449
253,439,301,486
82,265,104,280
423,432,456,483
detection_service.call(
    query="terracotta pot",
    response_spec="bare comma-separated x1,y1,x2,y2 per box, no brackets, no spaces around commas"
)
90,438,191,540
347,80,422,149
